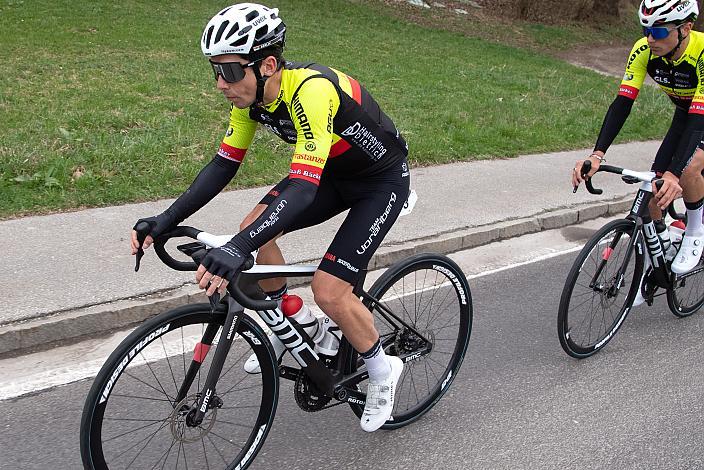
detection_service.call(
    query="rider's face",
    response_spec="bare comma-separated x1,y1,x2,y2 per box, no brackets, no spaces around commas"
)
646,22,691,57
210,54,258,108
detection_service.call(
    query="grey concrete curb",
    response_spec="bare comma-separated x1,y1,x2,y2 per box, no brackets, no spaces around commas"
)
0,198,631,356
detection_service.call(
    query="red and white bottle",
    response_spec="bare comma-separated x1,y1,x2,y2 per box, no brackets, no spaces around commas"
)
244,294,325,373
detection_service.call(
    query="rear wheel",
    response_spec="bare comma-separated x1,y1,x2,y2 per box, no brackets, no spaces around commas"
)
343,253,472,429
558,219,643,358
667,263,704,317
80,304,278,470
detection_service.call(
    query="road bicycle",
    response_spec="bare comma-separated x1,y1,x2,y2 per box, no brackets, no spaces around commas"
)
80,224,472,469
558,162,704,358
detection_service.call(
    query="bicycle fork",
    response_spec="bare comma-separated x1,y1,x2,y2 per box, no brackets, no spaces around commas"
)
174,295,243,427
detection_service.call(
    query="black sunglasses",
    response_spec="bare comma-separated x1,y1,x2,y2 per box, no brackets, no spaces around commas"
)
209,58,262,83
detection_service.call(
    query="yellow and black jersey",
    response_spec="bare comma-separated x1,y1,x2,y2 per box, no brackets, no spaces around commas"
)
595,31,704,177
619,31,704,112
217,61,407,185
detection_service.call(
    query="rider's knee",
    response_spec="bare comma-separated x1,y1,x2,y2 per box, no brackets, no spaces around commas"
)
311,275,349,314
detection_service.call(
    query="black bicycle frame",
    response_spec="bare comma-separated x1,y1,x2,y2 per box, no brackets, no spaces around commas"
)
178,260,435,425
628,188,672,289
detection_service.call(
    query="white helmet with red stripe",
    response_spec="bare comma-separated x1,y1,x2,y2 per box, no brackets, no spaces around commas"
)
201,3,286,57
639,0,698,27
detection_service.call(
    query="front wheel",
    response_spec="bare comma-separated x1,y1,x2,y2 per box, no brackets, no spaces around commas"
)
558,218,643,359
343,253,472,429
80,303,279,470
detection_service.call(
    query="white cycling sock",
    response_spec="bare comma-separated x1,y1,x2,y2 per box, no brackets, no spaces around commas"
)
685,206,704,234
361,339,391,383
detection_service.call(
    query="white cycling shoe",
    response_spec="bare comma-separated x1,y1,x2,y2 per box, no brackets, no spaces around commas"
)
360,356,404,432
671,231,704,274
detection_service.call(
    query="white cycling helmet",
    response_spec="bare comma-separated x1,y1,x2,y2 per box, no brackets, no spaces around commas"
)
639,0,698,27
201,3,286,57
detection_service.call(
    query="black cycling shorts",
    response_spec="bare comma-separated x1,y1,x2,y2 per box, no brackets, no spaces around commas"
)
259,159,410,284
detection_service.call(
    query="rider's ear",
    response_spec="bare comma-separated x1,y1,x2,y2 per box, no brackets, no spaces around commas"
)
262,56,278,76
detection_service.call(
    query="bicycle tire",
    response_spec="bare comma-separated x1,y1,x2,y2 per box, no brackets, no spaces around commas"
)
558,218,643,358
80,303,278,470
343,253,472,429
667,264,704,317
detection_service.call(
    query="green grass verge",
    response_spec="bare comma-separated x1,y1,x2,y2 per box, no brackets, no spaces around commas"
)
0,0,670,218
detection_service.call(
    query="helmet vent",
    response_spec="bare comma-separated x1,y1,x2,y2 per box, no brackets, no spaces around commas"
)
205,25,215,48
239,25,252,36
255,25,269,40
225,22,239,39
214,20,229,43
231,36,248,48
246,10,259,22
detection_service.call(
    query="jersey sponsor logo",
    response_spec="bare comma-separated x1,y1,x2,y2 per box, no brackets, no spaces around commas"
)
341,121,387,160
264,123,283,137
627,44,649,70
291,94,315,140
324,252,336,262
357,192,397,255
690,101,704,114
226,127,234,137
217,142,246,162
337,257,359,273
305,141,316,152
249,200,288,238
292,153,326,167
618,85,639,100
623,73,634,81
327,99,334,133
289,163,322,182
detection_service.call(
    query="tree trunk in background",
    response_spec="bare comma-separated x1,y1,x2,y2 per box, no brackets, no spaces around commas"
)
696,1,704,32
593,0,618,18
514,0,625,22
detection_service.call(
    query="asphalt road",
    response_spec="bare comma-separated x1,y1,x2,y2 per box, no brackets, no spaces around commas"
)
2,230,703,469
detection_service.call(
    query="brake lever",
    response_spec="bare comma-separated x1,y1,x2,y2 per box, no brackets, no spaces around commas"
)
573,160,593,193
134,221,151,272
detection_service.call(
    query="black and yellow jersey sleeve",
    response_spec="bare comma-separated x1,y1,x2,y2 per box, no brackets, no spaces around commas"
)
619,37,650,101
217,104,258,163
289,78,340,184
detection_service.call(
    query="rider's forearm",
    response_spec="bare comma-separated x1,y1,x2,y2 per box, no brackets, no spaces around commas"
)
668,113,704,177
594,95,634,154
165,155,240,223
229,178,318,253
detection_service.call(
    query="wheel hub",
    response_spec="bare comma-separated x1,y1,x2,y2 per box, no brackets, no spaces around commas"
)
170,394,219,442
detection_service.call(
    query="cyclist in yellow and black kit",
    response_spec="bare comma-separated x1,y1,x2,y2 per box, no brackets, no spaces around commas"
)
573,0,704,274
130,3,407,432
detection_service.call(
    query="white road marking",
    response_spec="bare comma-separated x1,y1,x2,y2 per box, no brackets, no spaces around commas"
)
0,218,610,401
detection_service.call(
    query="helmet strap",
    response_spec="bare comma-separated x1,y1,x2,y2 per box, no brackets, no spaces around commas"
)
664,26,686,60
252,65,269,106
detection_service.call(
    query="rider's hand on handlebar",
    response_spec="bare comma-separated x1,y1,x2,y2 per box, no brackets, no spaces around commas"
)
653,171,682,210
130,212,177,255
196,242,248,297
571,153,602,189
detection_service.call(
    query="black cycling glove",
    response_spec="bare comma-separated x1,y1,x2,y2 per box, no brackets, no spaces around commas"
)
133,209,178,241
201,242,247,282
